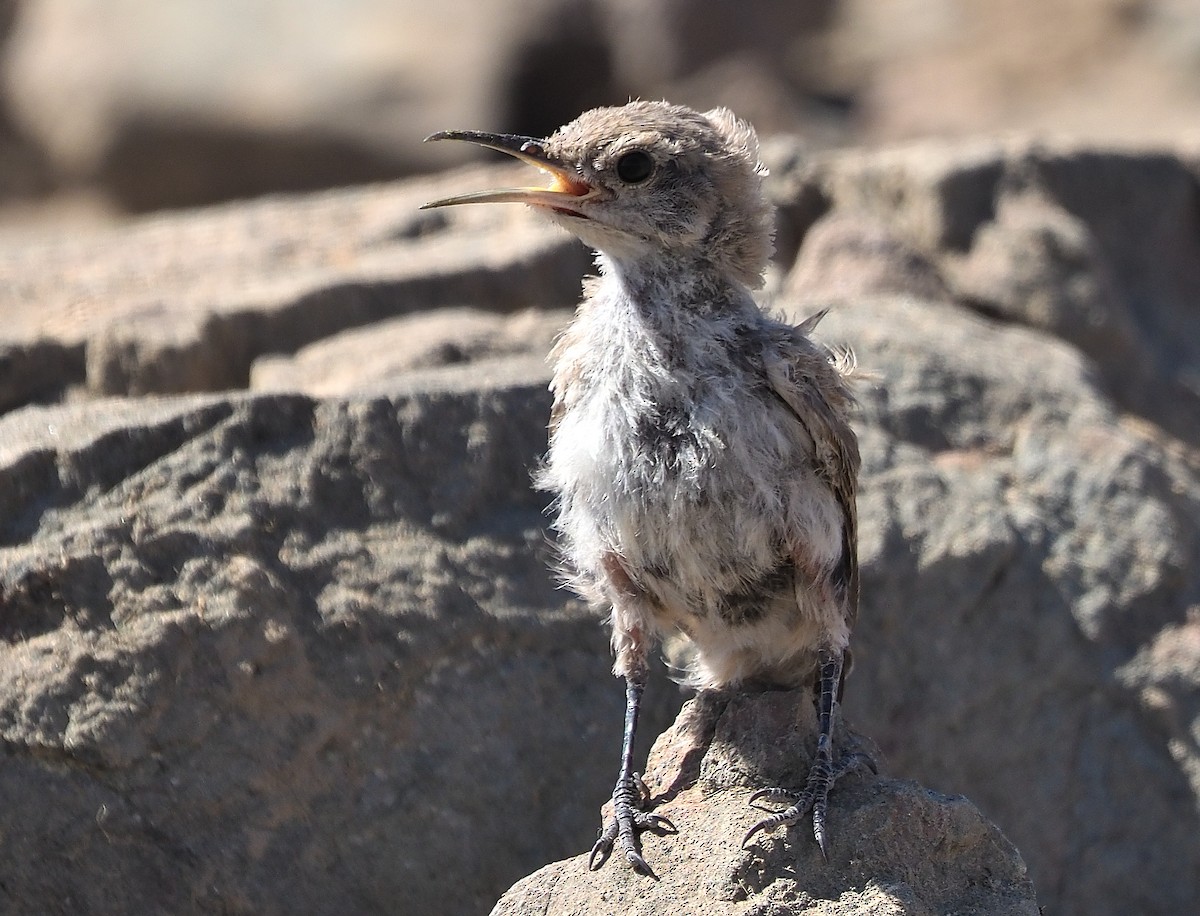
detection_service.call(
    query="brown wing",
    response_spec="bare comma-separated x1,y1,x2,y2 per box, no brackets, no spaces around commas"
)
763,327,861,631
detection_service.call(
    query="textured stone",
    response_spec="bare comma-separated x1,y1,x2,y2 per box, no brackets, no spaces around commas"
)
774,139,1200,443
493,690,1037,916
815,296,1200,916
0,168,590,405
782,213,950,303
2,144,1199,916
0,380,683,915
250,306,571,396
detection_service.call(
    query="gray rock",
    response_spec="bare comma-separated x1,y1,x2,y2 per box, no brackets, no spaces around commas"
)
772,139,1200,443
0,171,591,406
0,383,681,915
814,0,1200,143
812,295,1200,916
783,212,950,303
3,0,525,207
0,0,51,204
2,144,1198,916
8,0,1200,215
0,0,836,211
250,306,571,396
492,689,1039,916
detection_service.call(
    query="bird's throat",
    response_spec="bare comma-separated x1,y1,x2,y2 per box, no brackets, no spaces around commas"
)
595,251,754,323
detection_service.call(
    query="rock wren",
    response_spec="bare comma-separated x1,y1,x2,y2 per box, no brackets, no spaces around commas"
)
423,101,866,876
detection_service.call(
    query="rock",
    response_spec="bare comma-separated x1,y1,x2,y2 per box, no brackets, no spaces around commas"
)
0,98,50,205
0,0,51,205
492,688,1039,915
5,0,1200,215
821,0,1200,144
772,138,1200,443
250,306,571,395
2,0,519,208
2,145,1199,916
0,379,682,915
0,0,837,212
782,213,950,303
0,167,591,406
945,187,1149,370
812,295,1200,916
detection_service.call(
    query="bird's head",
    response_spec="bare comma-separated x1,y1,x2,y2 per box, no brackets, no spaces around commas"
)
422,101,773,288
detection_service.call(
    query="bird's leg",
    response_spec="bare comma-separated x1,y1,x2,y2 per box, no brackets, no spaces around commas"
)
742,647,874,856
588,673,676,877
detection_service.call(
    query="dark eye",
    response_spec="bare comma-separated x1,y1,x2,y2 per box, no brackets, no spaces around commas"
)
616,150,653,184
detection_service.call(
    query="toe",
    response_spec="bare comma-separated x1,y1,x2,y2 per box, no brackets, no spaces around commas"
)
588,838,612,870
812,796,830,860
624,847,659,879
635,811,676,833
588,820,619,870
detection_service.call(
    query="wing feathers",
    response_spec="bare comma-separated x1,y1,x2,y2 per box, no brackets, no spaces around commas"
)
764,331,861,630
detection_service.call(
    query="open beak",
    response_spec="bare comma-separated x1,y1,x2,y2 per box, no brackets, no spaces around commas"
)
420,130,594,216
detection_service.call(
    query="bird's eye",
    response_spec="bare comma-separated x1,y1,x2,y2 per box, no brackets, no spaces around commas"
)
615,150,654,184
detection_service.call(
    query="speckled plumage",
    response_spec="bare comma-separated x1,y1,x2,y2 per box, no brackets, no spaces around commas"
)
541,257,859,690
423,100,865,878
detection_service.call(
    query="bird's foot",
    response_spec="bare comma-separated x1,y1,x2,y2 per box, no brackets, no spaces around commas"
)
741,751,875,857
588,772,677,878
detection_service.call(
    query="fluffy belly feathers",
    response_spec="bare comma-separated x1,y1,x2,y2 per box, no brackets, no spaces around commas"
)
544,371,846,679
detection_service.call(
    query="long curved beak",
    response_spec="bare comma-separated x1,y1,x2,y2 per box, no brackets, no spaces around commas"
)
420,130,594,215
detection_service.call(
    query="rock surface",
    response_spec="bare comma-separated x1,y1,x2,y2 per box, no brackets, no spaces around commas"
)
0,381,683,915
0,164,590,410
492,689,1038,916
1,141,1199,916
766,137,1200,441
250,306,572,396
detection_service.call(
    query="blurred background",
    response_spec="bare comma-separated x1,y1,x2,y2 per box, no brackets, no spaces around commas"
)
2,0,1200,232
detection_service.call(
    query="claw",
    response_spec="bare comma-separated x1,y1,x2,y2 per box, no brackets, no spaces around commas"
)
838,750,878,776
625,848,658,879
742,754,852,852
742,649,865,859
741,816,773,848
589,772,671,875
640,812,677,833
813,797,829,861
747,787,791,809
742,780,820,846
589,820,619,870
589,678,669,876
633,772,651,804
587,842,610,870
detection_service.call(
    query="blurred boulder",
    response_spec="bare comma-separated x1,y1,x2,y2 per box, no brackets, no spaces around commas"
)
823,0,1200,144
250,307,571,396
0,0,838,212
4,0,1200,215
0,0,50,203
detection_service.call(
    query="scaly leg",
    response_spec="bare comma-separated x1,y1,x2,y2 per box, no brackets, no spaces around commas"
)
742,647,874,856
588,674,676,877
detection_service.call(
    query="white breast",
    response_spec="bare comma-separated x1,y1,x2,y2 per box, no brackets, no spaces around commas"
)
544,302,843,616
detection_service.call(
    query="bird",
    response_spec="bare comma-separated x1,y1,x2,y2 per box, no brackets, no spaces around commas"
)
422,101,867,877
